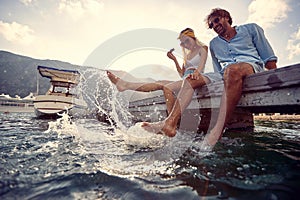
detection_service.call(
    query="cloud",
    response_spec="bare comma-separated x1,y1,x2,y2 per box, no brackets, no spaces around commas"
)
58,0,104,20
0,21,35,45
247,0,290,29
287,26,300,60
20,0,34,6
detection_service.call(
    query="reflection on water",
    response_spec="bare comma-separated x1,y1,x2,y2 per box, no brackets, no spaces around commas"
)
0,112,299,199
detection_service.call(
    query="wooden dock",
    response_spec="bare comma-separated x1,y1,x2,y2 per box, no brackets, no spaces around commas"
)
128,63,300,132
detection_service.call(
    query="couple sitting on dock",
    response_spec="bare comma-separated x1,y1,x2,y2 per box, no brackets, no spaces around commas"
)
107,8,277,149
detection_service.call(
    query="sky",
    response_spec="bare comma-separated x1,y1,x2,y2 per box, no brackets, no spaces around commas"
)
0,0,299,80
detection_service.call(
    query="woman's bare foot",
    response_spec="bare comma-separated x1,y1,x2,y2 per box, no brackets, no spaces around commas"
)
141,121,177,137
106,71,127,92
141,121,164,133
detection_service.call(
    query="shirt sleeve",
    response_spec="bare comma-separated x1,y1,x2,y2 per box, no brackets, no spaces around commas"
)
209,41,223,75
249,23,278,64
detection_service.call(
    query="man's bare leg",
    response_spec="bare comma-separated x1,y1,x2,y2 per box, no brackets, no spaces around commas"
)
205,63,255,146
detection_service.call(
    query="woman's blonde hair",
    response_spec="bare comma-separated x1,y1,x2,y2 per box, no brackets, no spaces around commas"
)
178,28,206,66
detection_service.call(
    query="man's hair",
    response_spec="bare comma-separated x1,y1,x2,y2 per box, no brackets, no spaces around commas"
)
206,8,233,26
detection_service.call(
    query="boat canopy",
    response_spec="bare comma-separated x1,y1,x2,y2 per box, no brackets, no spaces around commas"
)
37,66,80,84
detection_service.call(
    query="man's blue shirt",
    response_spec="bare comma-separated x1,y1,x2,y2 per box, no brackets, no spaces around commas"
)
209,23,278,76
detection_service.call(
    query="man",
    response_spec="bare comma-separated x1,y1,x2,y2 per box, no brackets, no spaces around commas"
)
203,8,277,147
143,8,277,149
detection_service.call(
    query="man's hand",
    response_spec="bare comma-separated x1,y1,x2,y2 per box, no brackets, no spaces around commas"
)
265,60,277,70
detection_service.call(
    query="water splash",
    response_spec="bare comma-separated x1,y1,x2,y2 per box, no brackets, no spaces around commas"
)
118,122,167,148
77,68,133,130
45,112,79,138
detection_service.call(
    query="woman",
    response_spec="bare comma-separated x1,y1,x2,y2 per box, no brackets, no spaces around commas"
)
107,28,208,115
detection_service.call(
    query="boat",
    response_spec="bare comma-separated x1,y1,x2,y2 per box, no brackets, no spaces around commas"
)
34,66,87,118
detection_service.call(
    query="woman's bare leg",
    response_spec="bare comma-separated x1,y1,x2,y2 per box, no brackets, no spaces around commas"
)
142,75,210,136
107,71,172,92
163,80,183,114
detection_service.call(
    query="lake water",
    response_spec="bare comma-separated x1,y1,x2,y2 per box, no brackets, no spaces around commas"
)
1,70,300,199
1,111,300,200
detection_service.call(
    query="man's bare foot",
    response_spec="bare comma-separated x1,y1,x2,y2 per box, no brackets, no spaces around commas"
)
141,121,177,137
106,71,127,92
204,128,222,146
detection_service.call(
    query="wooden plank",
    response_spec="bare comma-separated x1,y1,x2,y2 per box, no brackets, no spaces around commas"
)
239,86,300,112
242,64,300,92
194,63,300,97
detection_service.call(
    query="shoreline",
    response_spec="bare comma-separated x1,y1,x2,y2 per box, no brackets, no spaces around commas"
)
1,107,299,123
0,106,34,113
254,114,300,122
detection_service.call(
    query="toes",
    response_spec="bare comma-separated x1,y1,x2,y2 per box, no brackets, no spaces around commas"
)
141,122,149,127
106,71,120,84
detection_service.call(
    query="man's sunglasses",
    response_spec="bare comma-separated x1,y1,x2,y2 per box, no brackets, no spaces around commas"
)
208,17,220,29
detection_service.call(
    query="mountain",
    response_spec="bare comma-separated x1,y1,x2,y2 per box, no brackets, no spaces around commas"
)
0,50,87,98
0,50,158,101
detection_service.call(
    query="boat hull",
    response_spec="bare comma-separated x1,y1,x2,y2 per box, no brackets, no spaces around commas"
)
34,95,87,118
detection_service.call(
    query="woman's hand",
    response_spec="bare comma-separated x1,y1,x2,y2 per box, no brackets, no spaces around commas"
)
188,70,201,80
167,49,176,61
